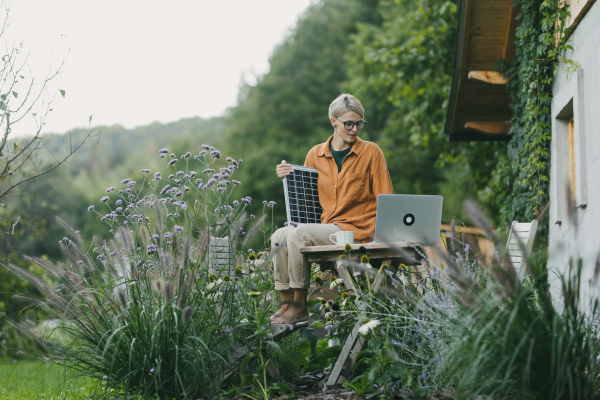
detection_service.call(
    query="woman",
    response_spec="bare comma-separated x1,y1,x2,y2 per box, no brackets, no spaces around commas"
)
270,94,393,324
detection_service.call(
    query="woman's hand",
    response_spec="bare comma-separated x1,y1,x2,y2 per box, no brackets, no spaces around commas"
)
276,160,294,180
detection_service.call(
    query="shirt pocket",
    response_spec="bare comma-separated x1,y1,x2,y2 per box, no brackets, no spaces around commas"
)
343,173,369,203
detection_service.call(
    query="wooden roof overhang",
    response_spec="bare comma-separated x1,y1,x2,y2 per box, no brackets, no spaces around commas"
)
445,0,519,141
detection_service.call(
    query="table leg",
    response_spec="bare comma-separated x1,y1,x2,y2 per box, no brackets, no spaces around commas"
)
345,259,393,373
326,259,394,388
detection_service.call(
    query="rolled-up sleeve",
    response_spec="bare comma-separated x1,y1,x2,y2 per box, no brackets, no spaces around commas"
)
372,147,393,197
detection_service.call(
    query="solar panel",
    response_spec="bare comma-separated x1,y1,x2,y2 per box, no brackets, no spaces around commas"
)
283,165,323,224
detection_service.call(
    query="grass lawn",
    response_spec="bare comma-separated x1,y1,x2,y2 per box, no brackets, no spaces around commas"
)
0,360,98,399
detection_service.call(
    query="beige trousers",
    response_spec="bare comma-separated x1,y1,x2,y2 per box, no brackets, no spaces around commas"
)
271,223,340,290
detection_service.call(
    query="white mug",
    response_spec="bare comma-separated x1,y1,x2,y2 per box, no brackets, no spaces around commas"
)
329,231,354,246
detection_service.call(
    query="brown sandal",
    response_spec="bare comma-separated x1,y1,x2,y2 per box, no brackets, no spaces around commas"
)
270,301,308,325
269,300,297,320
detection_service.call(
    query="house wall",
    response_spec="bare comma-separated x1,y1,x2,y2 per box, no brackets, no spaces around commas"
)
549,0,600,310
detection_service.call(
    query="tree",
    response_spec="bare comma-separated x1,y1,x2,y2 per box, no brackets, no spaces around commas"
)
0,2,100,235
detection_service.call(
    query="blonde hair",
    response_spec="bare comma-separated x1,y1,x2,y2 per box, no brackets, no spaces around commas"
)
328,94,365,119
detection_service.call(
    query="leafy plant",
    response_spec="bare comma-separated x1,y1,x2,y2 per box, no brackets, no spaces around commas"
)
2,145,280,398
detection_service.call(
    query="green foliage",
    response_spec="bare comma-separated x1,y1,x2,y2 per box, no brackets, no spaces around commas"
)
343,0,498,224
0,117,226,355
2,144,281,398
479,0,574,241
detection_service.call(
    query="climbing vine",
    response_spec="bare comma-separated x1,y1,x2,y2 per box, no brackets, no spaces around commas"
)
490,0,575,245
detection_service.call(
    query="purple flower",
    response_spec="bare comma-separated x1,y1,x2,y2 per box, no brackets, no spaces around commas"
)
169,174,174,179
232,180,241,185
182,152,192,159
189,171,197,177
174,225,184,233
160,185,171,194
100,196,109,202
77,260,83,266
263,201,267,205
159,148,170,154
168,159,178,166
164,232,172,239
147,244,157,254
226,157,234,162
121,178,131,184
141,169,150,173
116,207,122,212
103,375,108,380
176,170,184,176
203,168,215,173
88,205,94,211
150,368,155,373
115,199,122,205
106,187,115,193
160,154,165,158
170,153,176,158
250,214,255,218
268,201,276,207
128,181,136,187
201,144,210,149
199,150,207,156
154,172,161,180
206,178,216,187
152,234,159,239
210,150,221,158
233,200,239,206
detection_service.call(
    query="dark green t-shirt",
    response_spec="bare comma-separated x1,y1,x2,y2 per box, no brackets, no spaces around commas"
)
329,141,353,173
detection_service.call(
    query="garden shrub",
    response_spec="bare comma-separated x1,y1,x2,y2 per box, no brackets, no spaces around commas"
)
4,145,281,398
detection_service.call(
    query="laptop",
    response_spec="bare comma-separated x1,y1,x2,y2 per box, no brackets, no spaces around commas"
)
374,194,443,245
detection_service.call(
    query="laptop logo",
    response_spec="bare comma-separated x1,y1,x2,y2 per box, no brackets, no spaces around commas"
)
403,213,415,226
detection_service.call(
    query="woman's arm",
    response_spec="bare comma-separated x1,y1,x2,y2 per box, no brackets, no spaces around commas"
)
372,147,393,196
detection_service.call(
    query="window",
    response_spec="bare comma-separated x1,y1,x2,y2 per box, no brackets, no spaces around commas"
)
567,114,576,205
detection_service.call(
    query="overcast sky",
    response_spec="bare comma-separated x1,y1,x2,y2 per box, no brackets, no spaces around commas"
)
5,0,313,136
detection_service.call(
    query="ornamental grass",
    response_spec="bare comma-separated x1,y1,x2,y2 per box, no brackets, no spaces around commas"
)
4,146,279,399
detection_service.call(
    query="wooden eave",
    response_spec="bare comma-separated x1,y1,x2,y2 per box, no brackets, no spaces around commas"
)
445,0,518,141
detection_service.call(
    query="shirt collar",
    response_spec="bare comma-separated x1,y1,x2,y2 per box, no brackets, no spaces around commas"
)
318,135,364,157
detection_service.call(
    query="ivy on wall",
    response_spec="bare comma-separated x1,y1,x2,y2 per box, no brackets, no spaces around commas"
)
487,0,573,245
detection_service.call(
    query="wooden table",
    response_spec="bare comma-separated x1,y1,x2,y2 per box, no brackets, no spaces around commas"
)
300,242,422,389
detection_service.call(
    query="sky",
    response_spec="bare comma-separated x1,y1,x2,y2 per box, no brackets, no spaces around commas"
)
4,0,313,136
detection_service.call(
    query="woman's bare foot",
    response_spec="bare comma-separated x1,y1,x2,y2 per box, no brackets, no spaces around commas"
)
271,302,309,325
269,302,290,320
271,289,294,320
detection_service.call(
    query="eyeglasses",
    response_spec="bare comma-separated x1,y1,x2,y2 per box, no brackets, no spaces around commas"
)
336,117,366,131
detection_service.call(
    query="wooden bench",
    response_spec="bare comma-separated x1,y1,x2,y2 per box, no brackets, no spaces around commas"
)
300,242,422,388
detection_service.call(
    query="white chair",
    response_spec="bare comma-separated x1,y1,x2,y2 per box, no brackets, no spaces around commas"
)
505,221,538,280
209,237,233,276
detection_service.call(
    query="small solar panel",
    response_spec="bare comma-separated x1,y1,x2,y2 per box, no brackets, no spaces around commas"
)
283,165,323,224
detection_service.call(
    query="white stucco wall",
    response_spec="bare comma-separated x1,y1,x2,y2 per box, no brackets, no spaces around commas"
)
548,0,600,310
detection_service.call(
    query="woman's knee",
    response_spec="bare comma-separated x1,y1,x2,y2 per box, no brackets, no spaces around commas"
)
271,226,292,249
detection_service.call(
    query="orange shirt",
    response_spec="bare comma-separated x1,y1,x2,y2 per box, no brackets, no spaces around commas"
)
304,136,394,242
